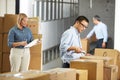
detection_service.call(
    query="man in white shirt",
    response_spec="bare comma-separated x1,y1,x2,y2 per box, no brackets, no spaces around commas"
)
60,16,89,68
86,15,108,48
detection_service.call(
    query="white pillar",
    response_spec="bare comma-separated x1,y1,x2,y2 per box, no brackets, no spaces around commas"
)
114,0,120,51
20,0,34,17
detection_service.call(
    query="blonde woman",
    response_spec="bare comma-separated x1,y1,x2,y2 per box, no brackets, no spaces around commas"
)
8,13,33,72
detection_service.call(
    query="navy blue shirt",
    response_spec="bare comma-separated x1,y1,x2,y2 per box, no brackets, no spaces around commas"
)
8,26,33,48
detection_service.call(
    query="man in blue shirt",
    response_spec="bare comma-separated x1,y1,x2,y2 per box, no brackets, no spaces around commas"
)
60,16,89,68
86,15,108,48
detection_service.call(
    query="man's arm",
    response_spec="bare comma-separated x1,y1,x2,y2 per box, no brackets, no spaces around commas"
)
86,28,95,39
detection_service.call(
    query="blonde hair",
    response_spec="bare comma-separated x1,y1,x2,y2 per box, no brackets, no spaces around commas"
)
17,13,27,26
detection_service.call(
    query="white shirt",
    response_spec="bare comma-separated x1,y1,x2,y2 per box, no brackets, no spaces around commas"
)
86,22,108,42
60,26,85,63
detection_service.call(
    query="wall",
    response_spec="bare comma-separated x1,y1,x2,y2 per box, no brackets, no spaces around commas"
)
0,0,15,16
79,0,115,48
114,0,120,51
20,0,34,17
41,17,75,50
20,0,76,50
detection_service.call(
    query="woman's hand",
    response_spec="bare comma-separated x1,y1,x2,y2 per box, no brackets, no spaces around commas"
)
21,41,27,46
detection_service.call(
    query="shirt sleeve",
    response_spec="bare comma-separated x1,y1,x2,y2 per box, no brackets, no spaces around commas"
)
102,25,108,42
8,29,14,48
86,28,95,39
29,29,34,43
60,30,73,53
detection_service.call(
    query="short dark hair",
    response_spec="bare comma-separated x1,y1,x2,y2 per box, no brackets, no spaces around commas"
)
74,16,89,24
93,15,101,21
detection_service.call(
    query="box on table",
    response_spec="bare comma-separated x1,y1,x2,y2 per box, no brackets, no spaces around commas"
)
94,48,120,79
81,39,90,53
81,56,112,66
94,48,119,65
76,69,88,80
0,70,50,80
44,68,76,80
104,65,118,80
70,59,103,80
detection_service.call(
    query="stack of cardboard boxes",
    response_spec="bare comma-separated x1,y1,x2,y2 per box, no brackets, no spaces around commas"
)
27,17,42,70
76,70,88,80
70,59,104,80
0,14,42,73
70,38,119,80
0,70,50,80
70,48,119,80
94,48,120,80
0,68,77,80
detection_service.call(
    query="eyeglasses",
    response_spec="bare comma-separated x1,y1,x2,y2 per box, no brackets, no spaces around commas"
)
80,23,88,28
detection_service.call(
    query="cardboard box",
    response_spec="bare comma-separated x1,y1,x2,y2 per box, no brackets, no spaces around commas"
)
81,56,112,66
0,70,50,80
3,14,40,34
0,34,3,52
0,52,2,73
29,34,42,70
44,68,76,80
29,53,41,70
43,70,57,80
30,34,42,53
94,48,119,65
76,70,88,80
0,17,4,34
104,65,118,80
30,44,42,53
27,17,40,34
2,52,10,73
70,59,103,80
94,48,120,79
81,39,90,53
3,33,11,52
3,14,18,33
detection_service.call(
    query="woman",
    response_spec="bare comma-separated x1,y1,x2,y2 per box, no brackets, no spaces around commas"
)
8,13,33,72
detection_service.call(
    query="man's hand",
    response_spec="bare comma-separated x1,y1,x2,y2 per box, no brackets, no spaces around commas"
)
85,53,92,56
75,47,83,53
102,42,106,48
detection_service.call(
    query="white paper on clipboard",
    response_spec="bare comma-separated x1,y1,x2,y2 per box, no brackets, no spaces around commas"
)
24,39,39,48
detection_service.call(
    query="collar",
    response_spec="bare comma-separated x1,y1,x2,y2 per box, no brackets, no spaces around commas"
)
70,26,80,36
15,26,26,30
